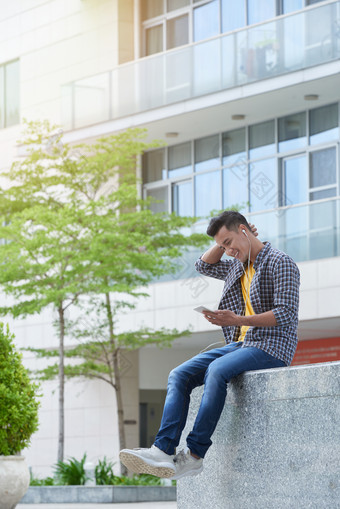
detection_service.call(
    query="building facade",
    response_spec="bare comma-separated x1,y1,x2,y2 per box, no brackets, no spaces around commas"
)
0,0,340,476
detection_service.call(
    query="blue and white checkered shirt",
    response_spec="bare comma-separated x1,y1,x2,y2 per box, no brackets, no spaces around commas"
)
195,242,300,366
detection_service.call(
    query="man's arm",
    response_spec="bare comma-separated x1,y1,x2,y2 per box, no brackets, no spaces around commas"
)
201,244,224,264
203,309,277,327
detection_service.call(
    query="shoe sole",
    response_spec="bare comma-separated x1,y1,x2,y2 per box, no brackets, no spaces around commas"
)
119,451,175,478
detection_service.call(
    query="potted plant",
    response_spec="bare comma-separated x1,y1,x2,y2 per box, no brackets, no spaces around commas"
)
0,322,40,508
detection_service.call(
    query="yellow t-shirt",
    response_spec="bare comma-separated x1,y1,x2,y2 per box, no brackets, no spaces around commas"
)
238,263,255,342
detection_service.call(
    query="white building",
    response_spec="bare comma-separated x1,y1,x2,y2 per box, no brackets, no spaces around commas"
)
1,0,340,476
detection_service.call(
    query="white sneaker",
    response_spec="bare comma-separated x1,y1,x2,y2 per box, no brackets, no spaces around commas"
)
171,449,203,480
119,445,175,478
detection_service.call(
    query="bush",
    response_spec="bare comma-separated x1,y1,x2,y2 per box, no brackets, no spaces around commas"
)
0,322,40,455
54,453,89,485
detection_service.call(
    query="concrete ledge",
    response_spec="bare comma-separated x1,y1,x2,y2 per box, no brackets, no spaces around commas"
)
20,486,176,504
178,361,340,509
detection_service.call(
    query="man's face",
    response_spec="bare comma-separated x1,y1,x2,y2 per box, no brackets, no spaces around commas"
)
214,225,249,263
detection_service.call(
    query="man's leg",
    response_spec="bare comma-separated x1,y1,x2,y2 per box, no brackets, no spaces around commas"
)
154,342,241,455
119,342,241,477
186,346,285,459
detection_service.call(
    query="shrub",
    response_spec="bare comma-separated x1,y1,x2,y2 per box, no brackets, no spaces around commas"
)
0,322,40,455
95,456,119,485
53,453,89,485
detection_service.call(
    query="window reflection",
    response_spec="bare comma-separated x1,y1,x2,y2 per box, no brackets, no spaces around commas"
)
172,180,193,216
143,149,166,183
146,25,163,55
247,0,276,24
249,120,275,159
222,0,246,32
222,128,246,166
278,112,306,152
167,15,189,49
283,155,308,205
195,135,220,173
147,187,169,213
195,171,221,217
223,166,248,210
168,142,192,178
250,158,277,211
310,104,339,145
193,0,219,42
310,147,336,188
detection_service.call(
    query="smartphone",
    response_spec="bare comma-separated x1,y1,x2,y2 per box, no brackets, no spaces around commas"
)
194,306,214,314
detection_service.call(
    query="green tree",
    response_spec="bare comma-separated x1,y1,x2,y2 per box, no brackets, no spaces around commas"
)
0,120,207,466
0,322,40,455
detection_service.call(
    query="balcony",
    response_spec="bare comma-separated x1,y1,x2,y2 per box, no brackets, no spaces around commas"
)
62,1,340,130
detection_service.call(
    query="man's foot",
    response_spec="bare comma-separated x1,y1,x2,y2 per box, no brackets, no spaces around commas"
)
171,449,203,480
119,445,175,478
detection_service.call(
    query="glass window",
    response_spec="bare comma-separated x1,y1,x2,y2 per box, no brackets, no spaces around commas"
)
141,0,164,20
310,188,336,201
282,0,303,13
194,135,220,172
147,187,169,213
247,0,276,24
168,142,192,178
222,0,246,32
249,120,275,159
172,180,192,216
167,0,189,11
222,128,246,166
193,0,219,42
250,158,277,211
4,60,20,128
143,149,166,183
310,104,339,145
195,171,221,217
310,147,336,188
283,155,308,205
167,14,189,49
278,112,306,152
146,25,163,55
223,166,248,209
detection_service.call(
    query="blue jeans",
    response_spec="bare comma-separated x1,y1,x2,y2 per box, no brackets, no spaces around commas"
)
154,342,285,458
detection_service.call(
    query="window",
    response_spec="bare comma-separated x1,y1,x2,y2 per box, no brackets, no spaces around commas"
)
143,102,339,220
193,0,219,42
249,120,275,159
167,15,189,49
283,155,308,205
309,147,337,199
0,60,20,129
141,0,329,57
309,103,339,145
195,135,220,172
247,0,276,24
222,0,246,32
278,112,306,152
168,142,191,178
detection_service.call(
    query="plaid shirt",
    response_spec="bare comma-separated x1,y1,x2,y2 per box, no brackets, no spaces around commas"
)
195,242,300,365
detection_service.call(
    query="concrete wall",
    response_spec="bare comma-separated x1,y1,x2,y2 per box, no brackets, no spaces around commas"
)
177,361,340,509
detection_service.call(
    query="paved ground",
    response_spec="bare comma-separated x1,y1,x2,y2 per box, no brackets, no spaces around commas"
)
17,503,177,509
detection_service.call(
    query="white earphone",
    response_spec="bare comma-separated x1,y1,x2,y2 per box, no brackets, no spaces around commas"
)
242,229,248,238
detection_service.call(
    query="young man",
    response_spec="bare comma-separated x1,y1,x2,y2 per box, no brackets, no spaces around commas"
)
120,211,300,480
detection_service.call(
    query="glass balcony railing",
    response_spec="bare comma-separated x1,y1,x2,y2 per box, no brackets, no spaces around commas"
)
158,197,340,282
62,1,340,130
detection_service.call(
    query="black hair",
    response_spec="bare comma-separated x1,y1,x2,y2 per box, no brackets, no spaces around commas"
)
206,210,251,238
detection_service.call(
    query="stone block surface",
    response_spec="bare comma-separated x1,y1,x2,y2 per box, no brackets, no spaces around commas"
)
177,361,340,509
